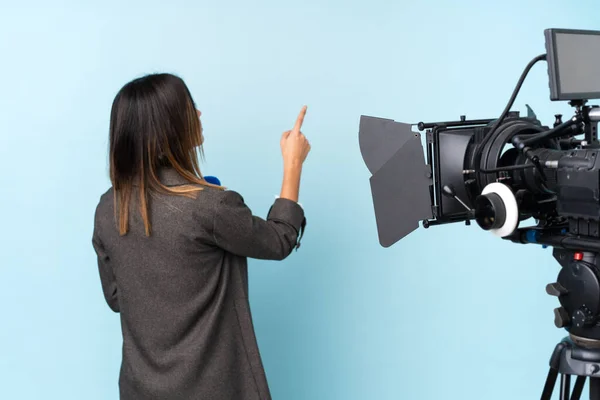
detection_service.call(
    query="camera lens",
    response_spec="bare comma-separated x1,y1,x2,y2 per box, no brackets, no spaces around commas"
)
475,193,507,230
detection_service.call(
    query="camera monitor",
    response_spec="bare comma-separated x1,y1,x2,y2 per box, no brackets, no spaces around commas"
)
545,28,600,101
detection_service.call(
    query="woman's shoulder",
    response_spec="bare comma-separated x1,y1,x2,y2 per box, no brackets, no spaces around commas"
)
95,187,114,213
93,187,115,236
191,186,245,211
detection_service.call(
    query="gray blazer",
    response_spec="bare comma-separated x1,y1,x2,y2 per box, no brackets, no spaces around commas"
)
92,168,306,400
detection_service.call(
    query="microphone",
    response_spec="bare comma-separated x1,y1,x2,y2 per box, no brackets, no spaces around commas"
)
204,176,221,185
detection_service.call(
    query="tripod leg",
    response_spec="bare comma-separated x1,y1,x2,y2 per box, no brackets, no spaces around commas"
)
560,374,571,400
570,376,586,400
541,368,559,400
590,377,600,400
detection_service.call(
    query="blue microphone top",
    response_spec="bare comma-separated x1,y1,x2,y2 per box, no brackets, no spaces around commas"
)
204,176,221,186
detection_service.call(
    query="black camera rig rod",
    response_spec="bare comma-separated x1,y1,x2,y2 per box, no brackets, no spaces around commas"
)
417,118,493,131
513,115,582,148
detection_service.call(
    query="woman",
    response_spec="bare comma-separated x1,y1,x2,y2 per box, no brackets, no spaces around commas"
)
92,73,310,400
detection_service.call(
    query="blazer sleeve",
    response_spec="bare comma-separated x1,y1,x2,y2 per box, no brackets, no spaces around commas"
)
212,190,306,260
92,220,120,313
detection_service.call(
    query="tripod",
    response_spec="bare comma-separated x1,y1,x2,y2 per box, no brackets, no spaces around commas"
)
541,336,600,400
535,248,600,400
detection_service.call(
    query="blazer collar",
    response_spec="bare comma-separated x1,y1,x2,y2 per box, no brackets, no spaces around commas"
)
157,168,192,186
129,168,199,187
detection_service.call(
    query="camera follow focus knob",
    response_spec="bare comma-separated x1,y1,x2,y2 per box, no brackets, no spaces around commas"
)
476,183,519,238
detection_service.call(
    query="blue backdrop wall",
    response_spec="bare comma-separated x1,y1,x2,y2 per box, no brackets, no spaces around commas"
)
1,1,598,399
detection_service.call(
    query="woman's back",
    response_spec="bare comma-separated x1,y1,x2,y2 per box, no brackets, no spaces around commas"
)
93,168,305,399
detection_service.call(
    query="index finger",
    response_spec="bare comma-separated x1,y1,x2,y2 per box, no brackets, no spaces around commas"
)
292,105,307,133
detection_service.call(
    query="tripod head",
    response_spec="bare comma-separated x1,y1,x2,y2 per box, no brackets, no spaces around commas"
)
501,229,600,342
549,249,600,342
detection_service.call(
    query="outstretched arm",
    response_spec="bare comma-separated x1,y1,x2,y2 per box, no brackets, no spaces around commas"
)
212,191,305,260
212,105,310,260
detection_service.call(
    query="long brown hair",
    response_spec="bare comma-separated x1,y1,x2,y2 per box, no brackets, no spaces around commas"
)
109,73,222,236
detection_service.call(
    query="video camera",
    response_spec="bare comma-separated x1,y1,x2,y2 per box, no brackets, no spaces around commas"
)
359,28,600,399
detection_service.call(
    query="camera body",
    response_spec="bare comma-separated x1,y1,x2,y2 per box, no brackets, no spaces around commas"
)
421,106,600,245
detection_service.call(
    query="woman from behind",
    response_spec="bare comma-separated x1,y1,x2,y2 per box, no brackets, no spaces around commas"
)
92,73,310,400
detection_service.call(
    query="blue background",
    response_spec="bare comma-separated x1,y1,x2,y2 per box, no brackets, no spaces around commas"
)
1,1,598,399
